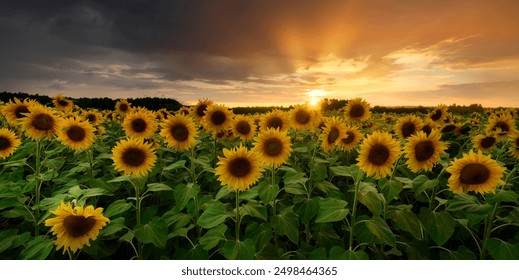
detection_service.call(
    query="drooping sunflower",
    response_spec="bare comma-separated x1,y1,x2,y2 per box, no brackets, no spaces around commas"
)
122,108,158,139
45,201,109,253
57,117,95,151
472,134,498,153
320,116,346,151
22,105,62,140
427,104,449,124
112,138,157,177
508,134,519,160
259,110,290,132
215,145,264,191
1,98,36,126
446,150,506,194
357,131,401,179
338,126,363,152
83,110,104,126
231,115,256,141
289,104,317,131
53,93,74,112
191,98,214,122
253,127,292,167
115,99,132,116
420,119,438,136
344,97,371,122
404,131,448,173
0,128,22,159
160,114,198,151
485,113,517,138
201,104,234,134
395,115,423,139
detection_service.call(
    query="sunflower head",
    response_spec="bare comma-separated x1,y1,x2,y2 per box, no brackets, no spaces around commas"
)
320,116,346,151
509,134,519,160
22,105,63,140
215,145,264,191
289,104,317,131
115,99,132,116
446,150,506,194
404,131,448,173
122,108,158,139
57,117,96,151
83,110,104,126
0,128,22,159
1,98,37,126
486,113,517,138
428,104,449,124
176,107,191,116
191,98,214,121
201,104,234,134
338,126,363,152
344,97,371,122
259,110,290,132
253,127,292,168
395,115,423,139
112,138,157,177
45,201,109,253
473,134,498,153
231,115,256,141
159,114,198,151
53,93,74,111
357,131,401,178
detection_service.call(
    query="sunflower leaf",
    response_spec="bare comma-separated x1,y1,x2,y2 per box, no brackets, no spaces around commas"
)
197,202,228,229
146,183,173,192
133,217,168,249
258,181,279,203
486,238,519,260
223,239,256,260
174,183,200,210
104,200,133,218
315,198,349,223
419,208,455,246
389,206,424,240
20,236,54,260
199,224,227,250
163,160,187,171
329,246,370,260
271,207,299,244
363,216,396,247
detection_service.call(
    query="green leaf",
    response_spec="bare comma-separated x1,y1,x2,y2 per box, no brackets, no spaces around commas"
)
215,187,232,201
0,229,18,253
419,208,455,246
89,179,118,193
163,160,187,171
446,194,493,215
197,202,228,229
413,176,438,195
240,200,267,221
271,207,299,244
309,248,327,260
311,163,327,182
134,217,168,249
223,239,255,260
104,200,133,218
83,187,110,198
380,178,403,202
244,222,273,251
42,158,65,170
293,197,319,223
1,158,27,168
486,238,519,260
358,183,384,216
487,189,519,204
20,236,54,260
147,183,173,192
363,216,396,247
100,217,125,236
174,183,200,210
315,198,349,223
199,224,227,250
283,172,308,195
329,166,354,178
258,181,279,203
107,175,133,183
390,207,424,240
329,246,369,260
316,181,339,194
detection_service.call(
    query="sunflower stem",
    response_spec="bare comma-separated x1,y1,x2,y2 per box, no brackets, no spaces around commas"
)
235,190,241,241
34,140,42,236
86,147,94,180
429,166,447,211
349,171,364,251
480,202,498,260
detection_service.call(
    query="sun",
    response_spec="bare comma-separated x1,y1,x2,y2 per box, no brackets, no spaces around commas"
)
306,89,327,107
310,97,320,106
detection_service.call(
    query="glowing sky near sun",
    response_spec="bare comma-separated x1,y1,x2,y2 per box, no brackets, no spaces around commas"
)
1,0,519,107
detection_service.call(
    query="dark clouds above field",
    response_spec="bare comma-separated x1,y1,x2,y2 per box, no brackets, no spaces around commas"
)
1,0,519,107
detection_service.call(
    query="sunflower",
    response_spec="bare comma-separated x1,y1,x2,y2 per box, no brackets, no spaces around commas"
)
57,117,95,151
176,107,191,116
45,201,109,253
420,119,438,136
160,115,198,151
338,126,363,152
395,115,422,139
473,134,498,153
259,110,290,132
428,104,449,124
215,145,264,191
0,128,22,159
201,104,234,134
357,131,401,178
446,150,506,194
404,131,448,173
115,99,132,116
320,116,346,151
2,98,36,126
253,128,292,167
344,97,371,122
112,138,157,177
231,115,256,141
509,134,519,160
83,110,104,126
122,108,158,139
289,104,317,131
485,113,517,137
191,98,214,122
22,105,62,140
53,93,74,112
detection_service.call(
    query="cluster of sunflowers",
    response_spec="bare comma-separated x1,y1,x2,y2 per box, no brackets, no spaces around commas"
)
0,93,518,258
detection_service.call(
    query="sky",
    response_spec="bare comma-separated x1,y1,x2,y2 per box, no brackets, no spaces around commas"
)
1,0,519,108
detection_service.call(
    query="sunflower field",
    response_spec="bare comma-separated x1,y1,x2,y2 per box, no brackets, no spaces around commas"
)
0,94,518,260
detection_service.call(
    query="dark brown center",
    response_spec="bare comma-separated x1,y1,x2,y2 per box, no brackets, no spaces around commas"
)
235,121,251,135
63,215,97,237
414,140,435,162
295,110,310,125
66,125,86,142
31,113,55,131
122,148,146,167
368,143,390,166
459,163,490,185
210,110,227,125
421,125,432,136
441,124,456,133
196,104,208,117
171,123,189,141
266,117,283,130
58,99,69,107
480,136,496,149
131,118,147,133
263,137,283,156
119,103,129,112
430,109,442,121
349,104,365,118
327,127,340,144
342,131,356,144
86,114,97,123
493,121,510,135
14,105,29,119
0,136,11,150
228,157,251,178
401,122,416,138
